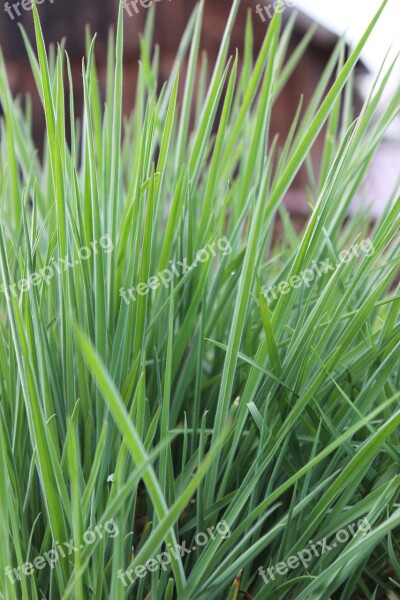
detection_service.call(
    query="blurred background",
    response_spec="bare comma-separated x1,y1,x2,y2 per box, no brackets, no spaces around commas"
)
1,0,399,219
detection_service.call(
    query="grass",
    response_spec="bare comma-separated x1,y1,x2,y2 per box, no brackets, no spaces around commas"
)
0,0,399,598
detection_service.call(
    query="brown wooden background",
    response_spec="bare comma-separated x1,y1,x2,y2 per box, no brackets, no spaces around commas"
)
1,0,364,215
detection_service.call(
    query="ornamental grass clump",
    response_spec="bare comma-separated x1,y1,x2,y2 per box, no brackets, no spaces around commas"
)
0,1,399,598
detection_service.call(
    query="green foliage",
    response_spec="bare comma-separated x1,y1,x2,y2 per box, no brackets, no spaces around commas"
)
0,1,399,598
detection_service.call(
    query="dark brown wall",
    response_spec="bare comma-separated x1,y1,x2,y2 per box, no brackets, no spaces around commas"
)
1,0,359,213
1,0,267,146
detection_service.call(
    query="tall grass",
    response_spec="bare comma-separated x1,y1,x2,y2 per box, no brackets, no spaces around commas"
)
0,1,399,598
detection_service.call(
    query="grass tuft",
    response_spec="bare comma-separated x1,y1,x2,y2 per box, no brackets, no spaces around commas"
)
0,1,399,598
